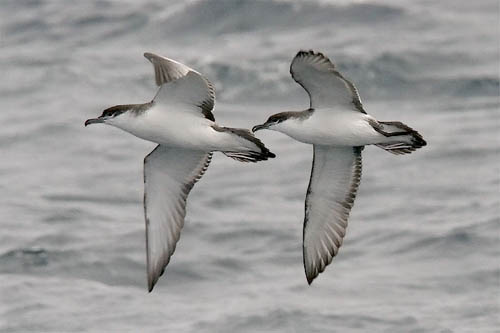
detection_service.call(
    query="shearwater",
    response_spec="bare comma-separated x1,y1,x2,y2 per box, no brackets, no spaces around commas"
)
252,50,426,285
85,52,275,292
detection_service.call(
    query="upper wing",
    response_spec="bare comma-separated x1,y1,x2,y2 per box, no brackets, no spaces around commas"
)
144,52,215,121
290,50,365,113
143,145,212,292
303,145,362,284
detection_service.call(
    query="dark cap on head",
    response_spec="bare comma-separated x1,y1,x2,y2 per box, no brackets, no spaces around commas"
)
252,110,311,132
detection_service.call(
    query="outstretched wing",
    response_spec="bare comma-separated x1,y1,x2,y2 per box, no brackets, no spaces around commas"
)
290,50,365,113
303,145,362,284
144,52,215,121
143,145,212,292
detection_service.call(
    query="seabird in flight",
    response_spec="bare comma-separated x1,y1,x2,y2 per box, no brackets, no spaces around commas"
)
85,52,275,292
253,50,426,284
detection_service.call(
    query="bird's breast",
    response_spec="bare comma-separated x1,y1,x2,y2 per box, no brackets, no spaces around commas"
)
112,109,216,150
279,111,380,146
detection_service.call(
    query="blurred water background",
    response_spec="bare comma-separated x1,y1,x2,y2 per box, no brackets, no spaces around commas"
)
1,0,499,331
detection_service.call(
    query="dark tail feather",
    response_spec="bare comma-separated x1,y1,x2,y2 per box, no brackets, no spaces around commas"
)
223,151,274,162
218,127,276,163
374,121,427,155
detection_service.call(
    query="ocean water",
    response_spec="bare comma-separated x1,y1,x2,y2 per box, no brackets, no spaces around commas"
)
1,0,499,332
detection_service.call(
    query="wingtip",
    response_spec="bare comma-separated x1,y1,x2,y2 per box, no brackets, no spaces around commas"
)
147,267,157,293
147,277,155,293
296,49,328,60
147,275,159,293
304,265,317,285
291,50,334,78
296,49,316,57
144,52,155,62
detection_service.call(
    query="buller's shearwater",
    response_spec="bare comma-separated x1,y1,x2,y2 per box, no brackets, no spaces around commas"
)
253,50,426,284
85,53,275,292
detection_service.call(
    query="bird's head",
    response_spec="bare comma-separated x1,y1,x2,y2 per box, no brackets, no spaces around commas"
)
252,112,291,132
85,104,138,127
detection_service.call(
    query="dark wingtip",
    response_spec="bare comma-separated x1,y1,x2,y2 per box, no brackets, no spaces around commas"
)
306,275,315,285
268,151,276,159
147,277,155,293
296,49,326,58
297,49,315,57
147,277,158,293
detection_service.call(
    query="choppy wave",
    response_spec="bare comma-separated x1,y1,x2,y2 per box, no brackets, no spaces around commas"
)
158,0,405,34
3,0,496,103
1,0,499,332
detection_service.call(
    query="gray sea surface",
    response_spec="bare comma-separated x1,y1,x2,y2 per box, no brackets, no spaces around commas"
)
1,0,499,332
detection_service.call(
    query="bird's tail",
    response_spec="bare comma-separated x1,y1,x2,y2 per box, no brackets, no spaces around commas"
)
216,127,276,162
374,121,427,155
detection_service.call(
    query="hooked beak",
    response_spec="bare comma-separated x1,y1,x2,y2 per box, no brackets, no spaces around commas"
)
84,117,105,127
252,123,269,132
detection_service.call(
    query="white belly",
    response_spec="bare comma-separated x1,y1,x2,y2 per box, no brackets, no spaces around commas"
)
278,109,382,146
107,106,256,152
111,108,218,150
